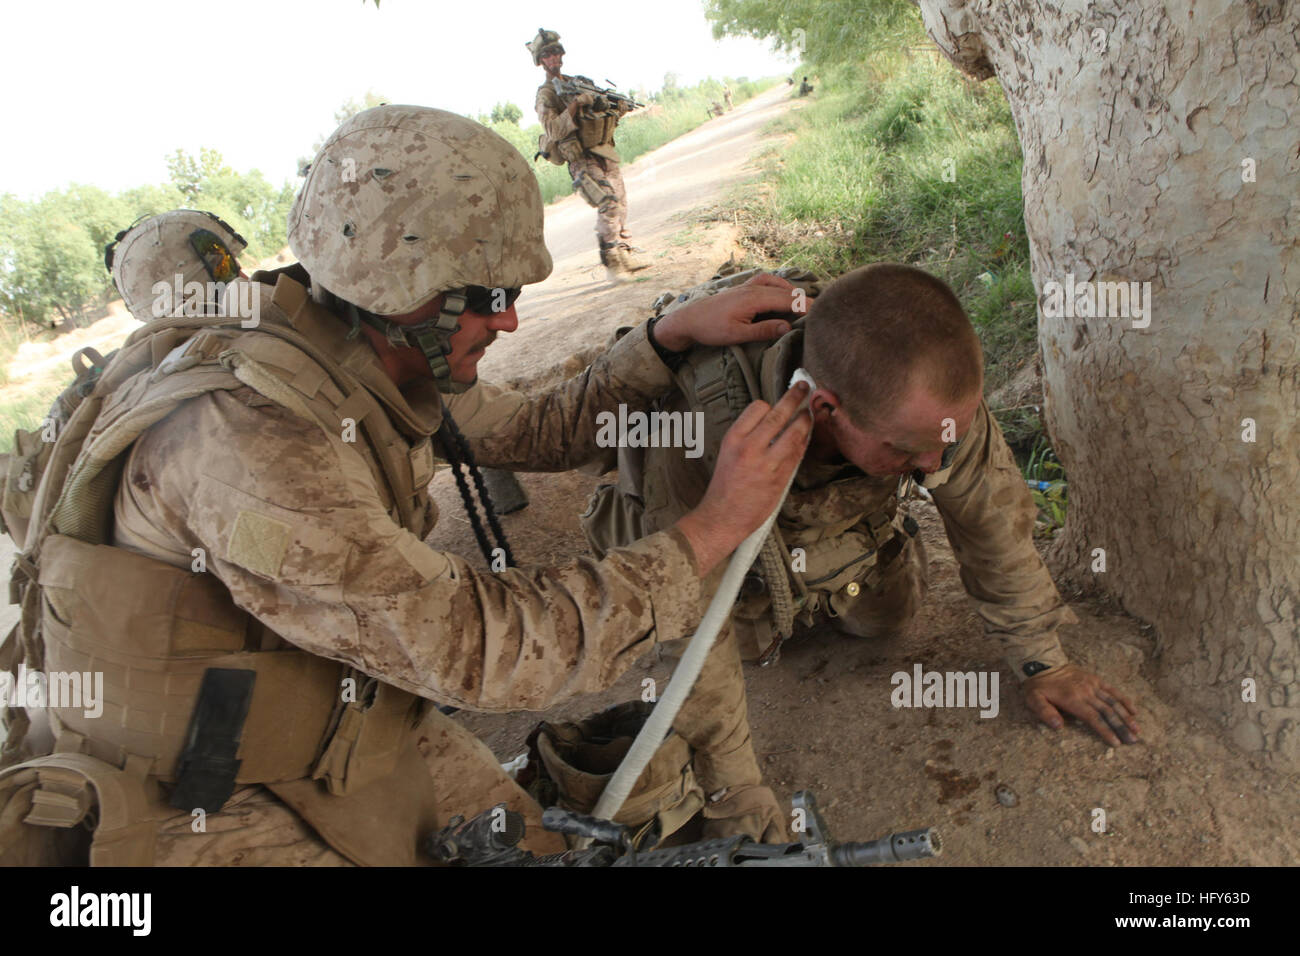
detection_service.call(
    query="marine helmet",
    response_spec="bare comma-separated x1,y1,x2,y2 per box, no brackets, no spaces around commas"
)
526,27,564,66
288,105,553,392
105,210,246,321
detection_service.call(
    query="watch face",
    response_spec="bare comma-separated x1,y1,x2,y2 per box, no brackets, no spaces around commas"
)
1023,661,1049,677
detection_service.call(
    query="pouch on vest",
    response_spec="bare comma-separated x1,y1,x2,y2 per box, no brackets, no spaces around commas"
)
37,534,344,790
576,112,618,154
537,131,574,166
311,675,423,797
0,751,163,866
580,482,645,561
0,347,109,550
526,701,704,849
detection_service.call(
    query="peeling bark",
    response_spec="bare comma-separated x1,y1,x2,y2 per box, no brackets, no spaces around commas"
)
917,0,1299,767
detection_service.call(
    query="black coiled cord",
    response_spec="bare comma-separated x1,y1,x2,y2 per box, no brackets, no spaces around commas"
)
437,403,516,568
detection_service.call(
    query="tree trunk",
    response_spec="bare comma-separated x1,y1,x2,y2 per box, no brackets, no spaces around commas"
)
916,0,1299,767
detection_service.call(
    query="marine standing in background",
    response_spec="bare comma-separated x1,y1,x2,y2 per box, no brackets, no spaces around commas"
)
529,27,648,281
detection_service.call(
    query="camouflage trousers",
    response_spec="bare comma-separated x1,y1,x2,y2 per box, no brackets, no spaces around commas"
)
568,155,628,244
733,532,930,661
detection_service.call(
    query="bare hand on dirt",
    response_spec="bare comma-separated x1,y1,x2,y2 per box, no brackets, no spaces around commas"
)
652,273,807,351
1022,663,1140,746
675,382,812,575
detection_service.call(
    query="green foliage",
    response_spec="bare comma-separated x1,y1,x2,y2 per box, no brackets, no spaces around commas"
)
0,185,129,327
490,102,524,126
706,0,921,67
0,148,295,331
1023,436,1068,536
733,53,1035,400
1023,434,1064,482
164,149,293,262
166,147,231,201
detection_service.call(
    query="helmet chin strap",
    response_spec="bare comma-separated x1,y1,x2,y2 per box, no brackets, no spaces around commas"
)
345,290,473,394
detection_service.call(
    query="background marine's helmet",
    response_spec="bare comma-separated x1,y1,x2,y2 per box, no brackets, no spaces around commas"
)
105,209,246,320
526,27,564,66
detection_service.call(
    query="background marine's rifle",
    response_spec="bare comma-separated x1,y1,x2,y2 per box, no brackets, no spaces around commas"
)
552,75,644,114
428,791,941,867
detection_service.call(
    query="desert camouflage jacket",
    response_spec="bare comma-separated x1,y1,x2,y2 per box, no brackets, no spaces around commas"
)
111,286,704,713
648,329,1077,679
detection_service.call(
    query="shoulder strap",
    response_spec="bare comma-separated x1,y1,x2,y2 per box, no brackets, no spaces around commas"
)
671,344,761,474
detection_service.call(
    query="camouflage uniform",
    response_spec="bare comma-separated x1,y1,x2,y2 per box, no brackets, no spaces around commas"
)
585,322,1078,727
0,108,759,866
107,289,712,862
535,78,630,247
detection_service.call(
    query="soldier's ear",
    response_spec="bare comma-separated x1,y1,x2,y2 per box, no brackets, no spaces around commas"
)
809,389,839,422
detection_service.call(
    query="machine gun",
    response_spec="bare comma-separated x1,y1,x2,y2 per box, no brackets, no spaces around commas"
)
551,75,644,114
427,790,941,867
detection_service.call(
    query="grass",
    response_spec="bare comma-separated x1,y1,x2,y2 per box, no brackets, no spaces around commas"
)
0,325,68,454
722,51,1065,524
0,382,66,453
728,54,1048,447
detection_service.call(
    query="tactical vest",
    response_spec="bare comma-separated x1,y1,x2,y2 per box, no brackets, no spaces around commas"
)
536,80,620,164
586,268,956,662
0,274,446,865
576,113,619,155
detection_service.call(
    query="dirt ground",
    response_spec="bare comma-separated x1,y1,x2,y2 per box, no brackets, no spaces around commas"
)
431,89,1296,867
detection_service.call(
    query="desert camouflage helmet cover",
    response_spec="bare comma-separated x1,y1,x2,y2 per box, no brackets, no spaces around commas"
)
527,27,564,66
108,209,246,320
289,105,553,316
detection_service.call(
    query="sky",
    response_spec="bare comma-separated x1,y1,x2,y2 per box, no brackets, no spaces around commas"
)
1,0,796,200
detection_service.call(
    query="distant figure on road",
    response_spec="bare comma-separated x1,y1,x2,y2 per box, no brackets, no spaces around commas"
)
798,76,815,97
723,85,734,110
529,27,648,281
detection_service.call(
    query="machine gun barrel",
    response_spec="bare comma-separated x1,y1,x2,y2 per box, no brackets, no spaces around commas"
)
428,791,941,867
832,827,942,865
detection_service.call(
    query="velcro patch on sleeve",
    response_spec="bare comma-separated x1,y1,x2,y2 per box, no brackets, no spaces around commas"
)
229,509,293,578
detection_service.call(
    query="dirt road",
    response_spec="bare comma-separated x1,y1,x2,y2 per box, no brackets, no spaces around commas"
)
479,82,796,382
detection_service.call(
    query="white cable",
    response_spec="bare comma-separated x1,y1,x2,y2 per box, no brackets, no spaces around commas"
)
583,369,816,838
